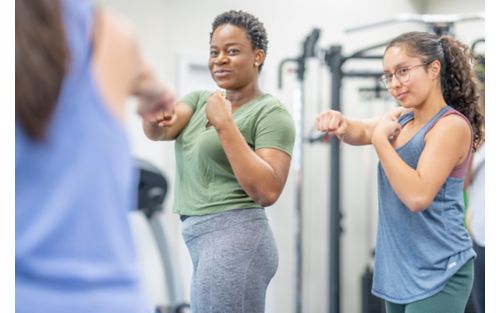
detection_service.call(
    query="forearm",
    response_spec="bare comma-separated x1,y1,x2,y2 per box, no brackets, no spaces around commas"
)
343,118,377,146
142,102,192,141
142,120,171,141
215,120,284,206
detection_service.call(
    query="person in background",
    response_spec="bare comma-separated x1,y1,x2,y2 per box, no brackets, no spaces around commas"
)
142,10,295,313
465,63,485,313
16,0,175,312
315,31,483,313
466,141,485,313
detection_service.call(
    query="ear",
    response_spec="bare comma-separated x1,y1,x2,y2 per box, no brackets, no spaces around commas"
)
429,60,441,80
253,49,265,67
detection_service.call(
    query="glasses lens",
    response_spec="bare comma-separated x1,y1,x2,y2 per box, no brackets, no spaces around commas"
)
398,68,411,83
380,75,389,88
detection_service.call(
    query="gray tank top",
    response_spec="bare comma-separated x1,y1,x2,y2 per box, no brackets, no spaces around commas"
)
372,105,476,304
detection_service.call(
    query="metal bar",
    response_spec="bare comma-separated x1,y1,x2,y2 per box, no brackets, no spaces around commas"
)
342,71,384,78
293,81,305,313
325,45,343,313
149,214,180,308
345,55,385,60
278,58,299,89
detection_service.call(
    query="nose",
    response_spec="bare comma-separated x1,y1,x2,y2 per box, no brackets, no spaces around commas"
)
214,52,229,64
387,76,402,90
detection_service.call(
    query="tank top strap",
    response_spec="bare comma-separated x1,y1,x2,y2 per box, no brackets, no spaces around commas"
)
60,0,95,77
398,110,415,127
425,106,474,178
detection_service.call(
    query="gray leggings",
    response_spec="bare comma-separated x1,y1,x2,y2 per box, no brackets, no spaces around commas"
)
181,208,278,313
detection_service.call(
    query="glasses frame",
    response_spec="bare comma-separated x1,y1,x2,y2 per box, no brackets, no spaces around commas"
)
379,62,431,89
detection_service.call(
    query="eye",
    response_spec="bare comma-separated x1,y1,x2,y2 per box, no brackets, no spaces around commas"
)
398,67,410,76
227,49,239,55
209,50,219,58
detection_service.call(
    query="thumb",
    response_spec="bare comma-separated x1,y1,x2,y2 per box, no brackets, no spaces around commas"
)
388,107,408,120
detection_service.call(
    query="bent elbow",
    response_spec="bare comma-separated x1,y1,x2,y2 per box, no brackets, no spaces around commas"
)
254,189,281,207
405,195,432,213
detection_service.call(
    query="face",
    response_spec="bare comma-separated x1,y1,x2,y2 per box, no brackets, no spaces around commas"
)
382,46,440,108
209,24,264,90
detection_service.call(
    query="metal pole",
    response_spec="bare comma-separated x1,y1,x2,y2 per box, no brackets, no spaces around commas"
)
292,79,305,313
325,45,343,313
279,28,320,313
149,214,181,307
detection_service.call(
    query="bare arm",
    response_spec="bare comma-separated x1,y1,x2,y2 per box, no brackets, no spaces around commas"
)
207,93,291,206
372,113,471,212
92,7,175,125
142,101,193,141
315,109,380,145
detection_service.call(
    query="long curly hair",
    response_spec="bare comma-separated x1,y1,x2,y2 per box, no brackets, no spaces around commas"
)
210,10,268,72
386,31,484,150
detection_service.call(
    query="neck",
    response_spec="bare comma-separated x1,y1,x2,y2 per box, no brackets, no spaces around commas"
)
412,88,447,124
225,80,262,108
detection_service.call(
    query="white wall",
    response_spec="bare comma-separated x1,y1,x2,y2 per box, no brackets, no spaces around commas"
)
96,0,485,312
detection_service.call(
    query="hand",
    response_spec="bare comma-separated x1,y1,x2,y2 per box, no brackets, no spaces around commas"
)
205,91,232,129
137,89,176,124
315,109,349,141
371,107,407,144
133,61,176,123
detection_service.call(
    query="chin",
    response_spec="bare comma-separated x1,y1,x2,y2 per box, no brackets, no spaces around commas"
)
399,102,412,108
397,97,416,108
214,80,232,90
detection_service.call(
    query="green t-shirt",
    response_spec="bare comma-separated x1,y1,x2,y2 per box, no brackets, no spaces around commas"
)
173,90,296,216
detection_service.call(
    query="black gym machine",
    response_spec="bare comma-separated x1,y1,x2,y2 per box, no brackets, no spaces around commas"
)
279,27,387,313
135,159,191,313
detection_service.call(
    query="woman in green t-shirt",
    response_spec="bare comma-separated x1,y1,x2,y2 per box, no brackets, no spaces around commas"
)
142,10,295,313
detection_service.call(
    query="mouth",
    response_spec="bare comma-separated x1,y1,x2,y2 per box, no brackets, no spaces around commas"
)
395,92,408,101
213,69,232,78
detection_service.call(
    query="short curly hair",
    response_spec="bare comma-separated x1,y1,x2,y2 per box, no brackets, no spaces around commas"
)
210,10,268,71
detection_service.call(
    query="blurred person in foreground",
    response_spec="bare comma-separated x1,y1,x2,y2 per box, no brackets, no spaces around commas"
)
16,0,175,312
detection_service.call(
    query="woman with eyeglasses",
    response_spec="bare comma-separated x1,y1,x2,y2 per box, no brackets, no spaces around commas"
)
315,31,483,313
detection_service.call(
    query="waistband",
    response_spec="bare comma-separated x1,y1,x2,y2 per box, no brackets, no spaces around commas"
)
181,208,266,241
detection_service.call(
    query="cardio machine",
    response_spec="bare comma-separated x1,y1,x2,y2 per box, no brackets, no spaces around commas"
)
135,159,190,313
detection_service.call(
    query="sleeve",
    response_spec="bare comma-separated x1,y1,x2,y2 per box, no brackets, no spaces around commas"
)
179,90,212,112
254,106,296,157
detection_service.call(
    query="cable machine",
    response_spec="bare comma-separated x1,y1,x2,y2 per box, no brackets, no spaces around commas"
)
278,28,321,313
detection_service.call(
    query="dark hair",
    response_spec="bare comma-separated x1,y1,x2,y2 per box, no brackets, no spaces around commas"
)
16,0,69,140
210,10,268,72
386,31,484,150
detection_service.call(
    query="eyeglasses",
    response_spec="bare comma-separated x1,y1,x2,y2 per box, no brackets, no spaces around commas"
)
379,63,430,89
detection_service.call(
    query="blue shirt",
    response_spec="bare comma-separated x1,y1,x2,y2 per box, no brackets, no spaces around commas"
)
372,106,476,303
15,1,148,312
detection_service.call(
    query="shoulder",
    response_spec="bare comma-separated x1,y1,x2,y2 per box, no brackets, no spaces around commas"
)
253,95,295,137
259,94,286,107
179,90,213,110
426,111,472,154
94,7,139,55
431,112,471,137
256,94,293,118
